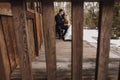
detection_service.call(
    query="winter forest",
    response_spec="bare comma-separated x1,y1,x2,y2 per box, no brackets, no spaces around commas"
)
54,2,120,39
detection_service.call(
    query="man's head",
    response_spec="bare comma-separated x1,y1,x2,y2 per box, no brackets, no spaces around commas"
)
59,9,64,15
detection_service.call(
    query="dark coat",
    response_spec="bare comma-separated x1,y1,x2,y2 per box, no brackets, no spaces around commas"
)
55,13,64,27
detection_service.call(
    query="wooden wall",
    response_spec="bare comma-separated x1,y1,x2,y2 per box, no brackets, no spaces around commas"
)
0,1,43,79
1,16,18,71
0,16,11,80
0,4,19,80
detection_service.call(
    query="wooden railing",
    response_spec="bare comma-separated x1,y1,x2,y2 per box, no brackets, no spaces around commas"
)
0,0,120,80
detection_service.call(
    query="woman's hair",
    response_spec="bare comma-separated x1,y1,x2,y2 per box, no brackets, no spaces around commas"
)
63,12,69,24
63,12,67,16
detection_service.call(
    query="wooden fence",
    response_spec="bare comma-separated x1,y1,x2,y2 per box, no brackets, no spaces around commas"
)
0,1,43,80
0,0,120,80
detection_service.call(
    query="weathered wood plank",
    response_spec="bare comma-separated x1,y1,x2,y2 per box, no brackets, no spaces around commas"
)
1,16,17,71
72,0,84,80
27,19,36,59
39,14,43,48
0,3,12,16
26,8,40,56
0,17,11,80
95,0,114,80
35,12,40,56
42,1,57,80
118,64,120,80
26,11,35,19
32,17,39,56
35,12,43,56
7,17,19,65
11,0,33,80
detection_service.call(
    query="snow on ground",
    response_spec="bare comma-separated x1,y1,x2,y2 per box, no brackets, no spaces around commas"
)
83,29,120,47
83,29,98,43
111,40,120,47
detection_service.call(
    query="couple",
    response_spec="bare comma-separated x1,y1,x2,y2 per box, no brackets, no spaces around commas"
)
55,9,72,40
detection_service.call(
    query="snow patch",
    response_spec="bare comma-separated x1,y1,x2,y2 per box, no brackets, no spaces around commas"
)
83,29,120,47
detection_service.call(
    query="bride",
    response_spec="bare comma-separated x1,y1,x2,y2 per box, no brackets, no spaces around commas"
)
63,12,72,40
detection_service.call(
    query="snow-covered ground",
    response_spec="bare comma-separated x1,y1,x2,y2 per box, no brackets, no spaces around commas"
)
83,29,120,48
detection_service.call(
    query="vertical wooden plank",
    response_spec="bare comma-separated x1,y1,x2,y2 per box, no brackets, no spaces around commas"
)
32,18,39,56
72,0,84,80
95,0,114,80
11,0,33,80
27,19,36,59
118,64,120,80
42,1,57,80
7,17,19,65
39,14,43,47
0,17,10,80
35,12,42,55
1,16,17,71
35,12,40,55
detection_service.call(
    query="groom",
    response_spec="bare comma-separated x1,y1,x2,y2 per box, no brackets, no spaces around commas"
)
55,9,68,39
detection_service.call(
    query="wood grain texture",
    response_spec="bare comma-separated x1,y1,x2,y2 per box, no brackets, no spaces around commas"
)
27,19,36,59
26,11,35,19
72,1,84,80
11,0,33,80
95,0,114,80
32,17,39,56
0,18,11,80
39,14,43,49
118,64,120,80
0,3,12,16
35,12,43,55
35,12,40,56
1,16,17,71
26,9,39,56
42,1,57,80
7,17,19,65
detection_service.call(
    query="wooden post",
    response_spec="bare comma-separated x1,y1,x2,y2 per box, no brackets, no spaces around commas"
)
26,19,36,59
35,12,43,56
1,16,17,71
7,17,19,65
0,18,10,80
11,0,33,80
42,1,57,80
95,0,114,80
32,18,39,56
72,0,84,80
